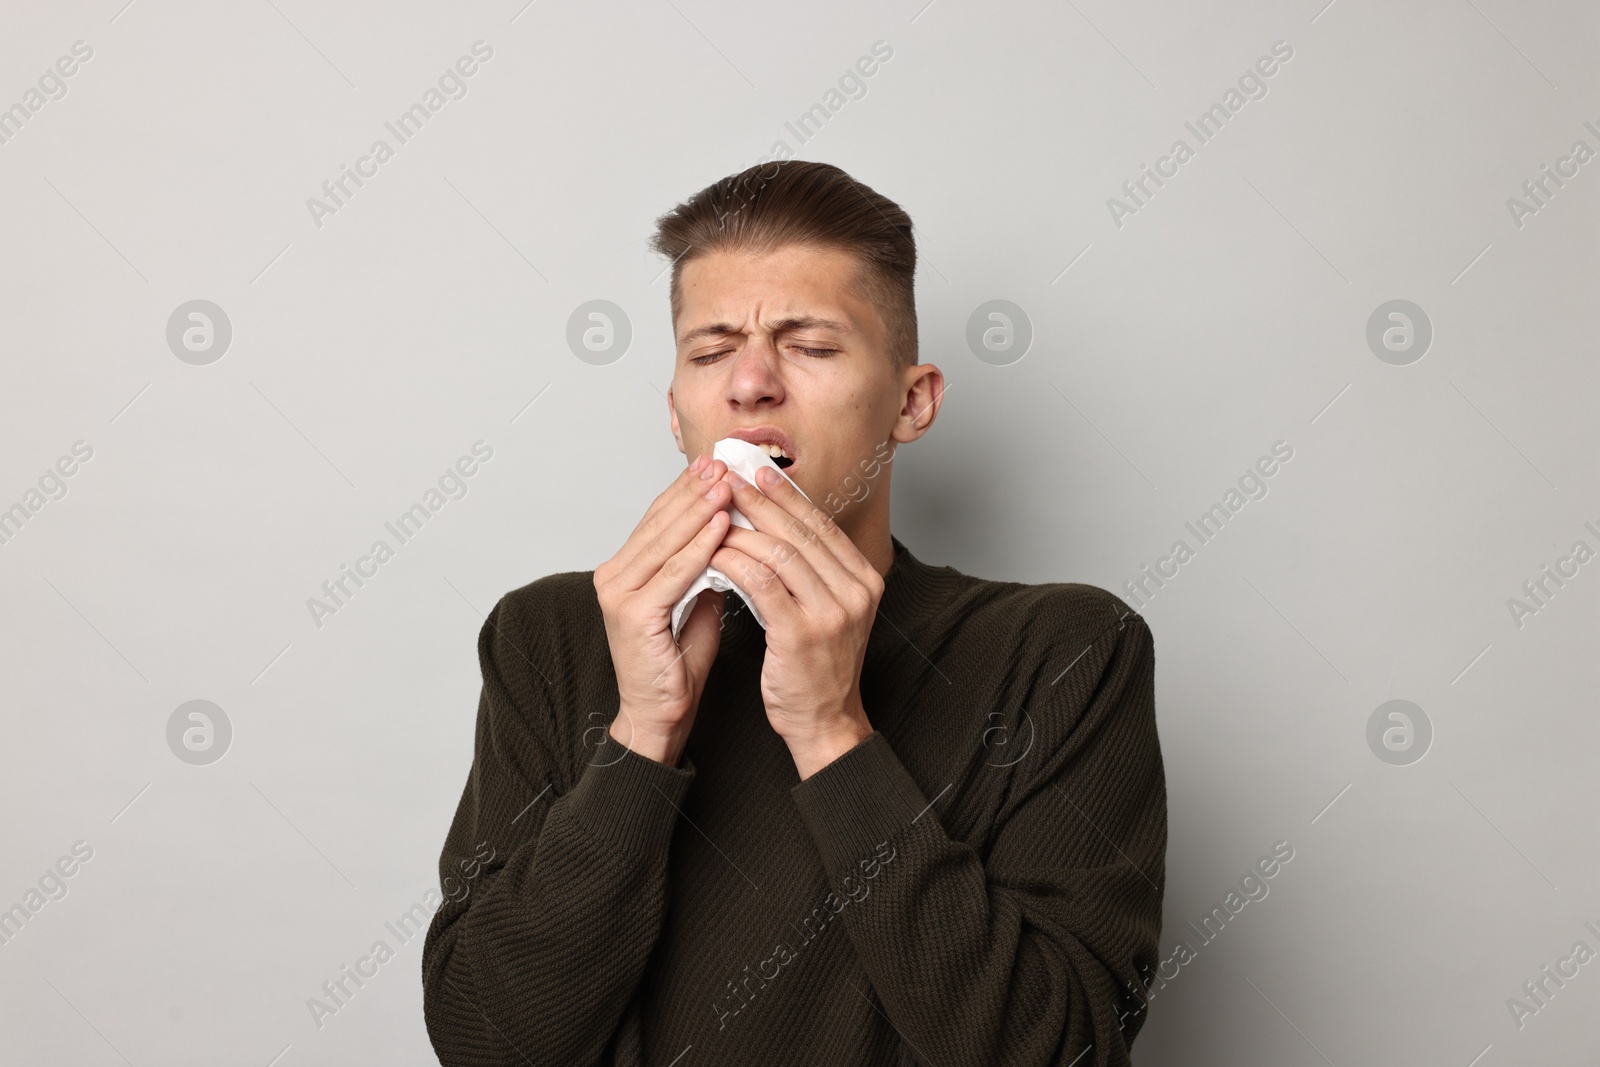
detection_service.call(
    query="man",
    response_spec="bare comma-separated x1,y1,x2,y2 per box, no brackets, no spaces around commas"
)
422,160,1166,1066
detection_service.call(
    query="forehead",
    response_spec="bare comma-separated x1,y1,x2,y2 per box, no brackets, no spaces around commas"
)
675,245,876,341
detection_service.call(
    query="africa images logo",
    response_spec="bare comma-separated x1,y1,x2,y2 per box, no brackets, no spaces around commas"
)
305,41,494,229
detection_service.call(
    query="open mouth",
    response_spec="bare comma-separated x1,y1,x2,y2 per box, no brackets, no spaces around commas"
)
751,442,794,470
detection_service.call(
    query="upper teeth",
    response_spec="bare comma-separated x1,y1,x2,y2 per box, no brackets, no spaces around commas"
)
758,443,789,459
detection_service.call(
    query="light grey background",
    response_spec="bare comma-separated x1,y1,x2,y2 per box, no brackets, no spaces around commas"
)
1,0,1595,1064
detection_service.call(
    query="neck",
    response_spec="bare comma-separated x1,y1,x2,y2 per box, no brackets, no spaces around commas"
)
843,500,895,578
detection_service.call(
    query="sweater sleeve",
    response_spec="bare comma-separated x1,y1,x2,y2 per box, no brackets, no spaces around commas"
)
421,586,697,1067
788,612,1164,1067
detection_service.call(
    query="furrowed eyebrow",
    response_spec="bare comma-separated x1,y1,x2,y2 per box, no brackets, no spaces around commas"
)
677,322,738,346
768,316,851,336
677,316,852,347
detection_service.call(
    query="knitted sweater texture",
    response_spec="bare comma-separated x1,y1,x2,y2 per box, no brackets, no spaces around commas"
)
422,535,1166,1066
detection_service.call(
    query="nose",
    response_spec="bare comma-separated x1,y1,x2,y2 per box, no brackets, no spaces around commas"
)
725,335,786,409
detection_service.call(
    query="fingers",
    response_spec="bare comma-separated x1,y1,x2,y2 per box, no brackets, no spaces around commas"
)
633,455,717,546
720,467,869,591
708,542,797,627
716,524,827,611
611,458,729,591
637,505,731,608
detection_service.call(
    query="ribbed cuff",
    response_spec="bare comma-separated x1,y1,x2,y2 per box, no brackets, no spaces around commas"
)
790,731,928,874
564,732,696,858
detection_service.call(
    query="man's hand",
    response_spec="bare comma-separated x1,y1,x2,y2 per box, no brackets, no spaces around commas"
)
710,466,882,779
592,454,732,766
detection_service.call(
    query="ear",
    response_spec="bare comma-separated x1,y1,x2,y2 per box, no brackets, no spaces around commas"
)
893,363,944,444
667,385,685,454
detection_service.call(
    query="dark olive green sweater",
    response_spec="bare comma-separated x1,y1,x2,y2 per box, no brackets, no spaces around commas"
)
422,535,1165,1066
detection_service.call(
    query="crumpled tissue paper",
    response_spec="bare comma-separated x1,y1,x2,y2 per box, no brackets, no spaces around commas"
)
670,437,811,642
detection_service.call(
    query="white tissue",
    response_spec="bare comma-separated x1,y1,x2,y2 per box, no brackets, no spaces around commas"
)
670,437,811,642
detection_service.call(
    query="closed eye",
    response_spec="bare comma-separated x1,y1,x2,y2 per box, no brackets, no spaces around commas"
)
690,346,838,365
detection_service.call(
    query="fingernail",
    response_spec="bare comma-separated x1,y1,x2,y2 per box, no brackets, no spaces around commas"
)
726,471,746,488
700,459,717,480
690,455,705,473
758,466,777,487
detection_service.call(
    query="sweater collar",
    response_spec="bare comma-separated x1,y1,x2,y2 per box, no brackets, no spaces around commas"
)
717,534,960,669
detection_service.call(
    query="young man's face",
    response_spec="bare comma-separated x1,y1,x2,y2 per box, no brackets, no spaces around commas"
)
666,243,939,540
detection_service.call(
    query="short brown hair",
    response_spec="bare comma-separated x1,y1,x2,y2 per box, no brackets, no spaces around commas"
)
650,160,918,368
